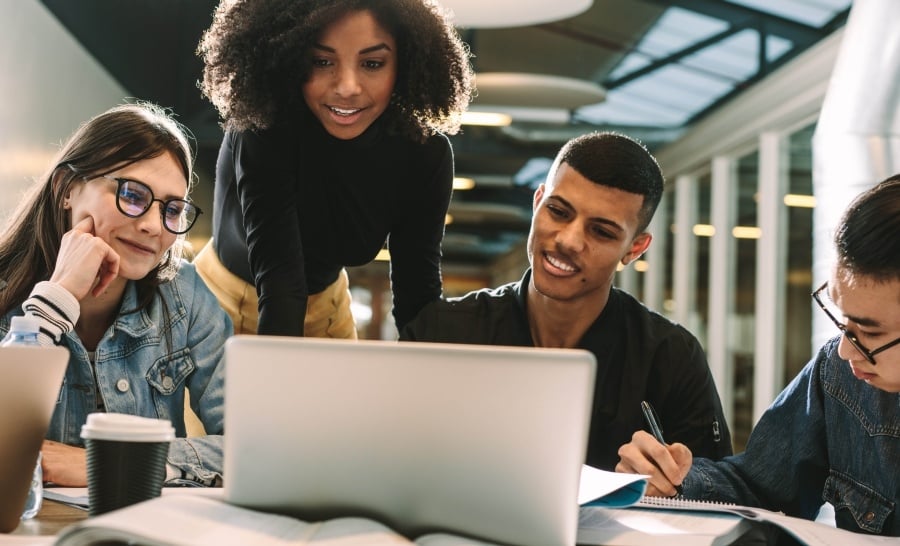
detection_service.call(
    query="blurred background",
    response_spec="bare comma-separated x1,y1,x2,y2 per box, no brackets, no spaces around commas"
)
3,0,896,451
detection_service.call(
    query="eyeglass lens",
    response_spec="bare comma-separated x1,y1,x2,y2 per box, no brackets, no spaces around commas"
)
814,282,900,364
813,283,877,364
116,179,198,234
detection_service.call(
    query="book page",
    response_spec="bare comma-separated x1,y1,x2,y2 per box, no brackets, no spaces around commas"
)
744,510,897,546
44,485,223,511
577,506,751,546
635,496,898,545
0,537,55,546
578,465,648,506
54,495,416,546
415,533,502,546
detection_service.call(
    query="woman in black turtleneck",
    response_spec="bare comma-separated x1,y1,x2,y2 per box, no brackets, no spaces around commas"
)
195,0,473,337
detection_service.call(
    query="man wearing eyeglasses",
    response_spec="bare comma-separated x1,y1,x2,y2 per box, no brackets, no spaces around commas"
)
617,175,900,537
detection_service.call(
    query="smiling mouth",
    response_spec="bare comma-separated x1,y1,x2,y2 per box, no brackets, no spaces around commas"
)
122,240,154,254
328,106,362,116
544,252,577,273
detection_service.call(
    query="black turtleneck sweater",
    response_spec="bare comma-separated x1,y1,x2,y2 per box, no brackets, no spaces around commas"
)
211,119,454,336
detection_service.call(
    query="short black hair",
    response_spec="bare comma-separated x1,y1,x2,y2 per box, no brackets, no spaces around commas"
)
834,174,900,282
551,131,664,233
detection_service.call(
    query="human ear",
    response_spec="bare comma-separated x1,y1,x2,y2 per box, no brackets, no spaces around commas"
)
622,232,652,265
51,168,79,209
532,184,546,212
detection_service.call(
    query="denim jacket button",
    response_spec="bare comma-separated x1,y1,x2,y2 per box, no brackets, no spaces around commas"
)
116,378,130,392
864,511,875,523
162,376,174,390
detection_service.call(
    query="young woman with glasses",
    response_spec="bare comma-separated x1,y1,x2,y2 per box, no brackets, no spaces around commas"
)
616,175,900,537
0,103,230,487
195,0,473,337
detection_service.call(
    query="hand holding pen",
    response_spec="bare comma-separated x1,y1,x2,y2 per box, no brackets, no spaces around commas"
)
640,401,684,496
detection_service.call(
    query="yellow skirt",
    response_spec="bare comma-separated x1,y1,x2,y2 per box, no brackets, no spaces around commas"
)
193,241,358,339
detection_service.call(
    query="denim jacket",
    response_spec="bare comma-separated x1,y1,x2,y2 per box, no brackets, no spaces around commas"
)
683,337,899,536
1,262,231,483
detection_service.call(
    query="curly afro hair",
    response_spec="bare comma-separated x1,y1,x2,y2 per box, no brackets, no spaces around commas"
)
197,0,474,142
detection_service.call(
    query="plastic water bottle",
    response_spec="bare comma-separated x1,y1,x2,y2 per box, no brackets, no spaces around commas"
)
2,315,44,519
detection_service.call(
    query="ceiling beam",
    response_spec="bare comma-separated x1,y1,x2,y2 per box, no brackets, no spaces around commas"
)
604,24,746,89
642,0,823,43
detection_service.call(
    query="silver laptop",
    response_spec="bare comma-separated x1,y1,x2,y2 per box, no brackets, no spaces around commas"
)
224,336,596,546
0,345,68,532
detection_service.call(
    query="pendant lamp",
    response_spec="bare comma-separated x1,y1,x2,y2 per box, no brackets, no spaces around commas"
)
437,0,593,28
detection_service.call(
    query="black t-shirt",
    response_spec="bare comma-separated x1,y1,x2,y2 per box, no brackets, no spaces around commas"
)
401,269,734,470
212,119,454,335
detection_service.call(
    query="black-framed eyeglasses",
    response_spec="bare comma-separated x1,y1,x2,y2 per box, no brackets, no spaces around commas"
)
101,175,202,235
812,282,900,365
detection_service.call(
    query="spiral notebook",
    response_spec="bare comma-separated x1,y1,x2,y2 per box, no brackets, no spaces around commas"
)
635,495,751,516
577,495,895,546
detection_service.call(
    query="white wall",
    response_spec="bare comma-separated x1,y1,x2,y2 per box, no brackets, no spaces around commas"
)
0,0,127,216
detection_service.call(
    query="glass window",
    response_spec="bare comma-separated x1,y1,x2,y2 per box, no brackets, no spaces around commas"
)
731,151,760,451
693,173,712,346
784,124,816,381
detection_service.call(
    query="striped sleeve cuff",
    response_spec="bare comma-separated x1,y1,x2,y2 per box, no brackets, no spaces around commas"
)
21,281,80,346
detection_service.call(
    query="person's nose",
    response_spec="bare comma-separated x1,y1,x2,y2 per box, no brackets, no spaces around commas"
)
136,201,165,235
555,221,585,253
836,332,869,364
334,66,362,98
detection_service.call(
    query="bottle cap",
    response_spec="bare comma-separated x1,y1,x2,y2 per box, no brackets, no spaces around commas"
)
9,315,40,334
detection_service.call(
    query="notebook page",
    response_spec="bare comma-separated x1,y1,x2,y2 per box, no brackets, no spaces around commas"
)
577,506,749,546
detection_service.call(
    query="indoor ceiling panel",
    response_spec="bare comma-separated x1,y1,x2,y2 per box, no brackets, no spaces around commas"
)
36,0,850,275
468,0,666,81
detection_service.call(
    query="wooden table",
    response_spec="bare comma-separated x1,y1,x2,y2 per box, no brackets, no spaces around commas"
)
11,500,87,537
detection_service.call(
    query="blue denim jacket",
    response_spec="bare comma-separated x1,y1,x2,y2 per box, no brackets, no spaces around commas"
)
683,337,899,536
1,262,231,482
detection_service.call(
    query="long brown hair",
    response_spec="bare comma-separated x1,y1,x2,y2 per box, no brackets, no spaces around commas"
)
0,102,195,315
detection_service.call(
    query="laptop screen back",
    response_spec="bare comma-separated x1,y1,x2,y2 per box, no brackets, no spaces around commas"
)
224,336,595,546
0,345,67,532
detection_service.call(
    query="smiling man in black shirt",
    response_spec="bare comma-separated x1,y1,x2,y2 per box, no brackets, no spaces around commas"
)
401,131,732,470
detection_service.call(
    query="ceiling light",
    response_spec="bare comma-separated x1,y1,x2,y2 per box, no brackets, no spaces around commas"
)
453,177,476,190
375,249,391,262
693,224,715,237
460,111,512,126
464,105,571,125
473,72,606,109
783,194,816,208
732,226,761,239
437,0,593,28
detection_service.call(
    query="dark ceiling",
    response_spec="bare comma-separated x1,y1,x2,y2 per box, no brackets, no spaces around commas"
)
39,0,848,275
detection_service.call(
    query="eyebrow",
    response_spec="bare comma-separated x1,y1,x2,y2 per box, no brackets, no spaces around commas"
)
845,313,881,329
549,196,626,234
826,286,882,329
312,43,393,55
115,175,186,201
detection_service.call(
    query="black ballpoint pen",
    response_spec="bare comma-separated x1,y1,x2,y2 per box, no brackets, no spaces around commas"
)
640,400,684,496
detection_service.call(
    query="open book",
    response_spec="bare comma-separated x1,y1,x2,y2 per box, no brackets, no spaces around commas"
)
54,495,500,546
53,467,649,546
578,496,898,546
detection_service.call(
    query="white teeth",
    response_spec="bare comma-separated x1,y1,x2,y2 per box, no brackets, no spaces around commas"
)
329,106,360,116
546,254,575,272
